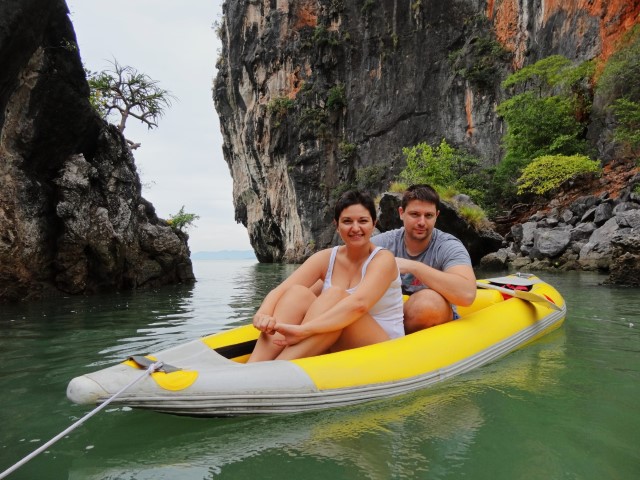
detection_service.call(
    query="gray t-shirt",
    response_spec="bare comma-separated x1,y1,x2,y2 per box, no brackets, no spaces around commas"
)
371,227,472,294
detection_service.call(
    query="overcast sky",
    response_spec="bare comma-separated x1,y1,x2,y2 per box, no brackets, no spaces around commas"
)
65,0,252,253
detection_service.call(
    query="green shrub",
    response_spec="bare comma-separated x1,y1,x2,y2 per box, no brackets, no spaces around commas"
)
502,55,572,91
267,96,294,119
457,36,511,89
327,84,346,110
356,164,388,191
312,26,341,47
597,27,640,157
437,186,460,202
497,92,587,163
516,154,600,196
167,206,200,233
493,56,594,204
457,204,489,229
400,139,457,187
389,181,408,193
611,98,640,151
398,139,486,205
597,25,640,102
338,141,357,160
300,107,329,138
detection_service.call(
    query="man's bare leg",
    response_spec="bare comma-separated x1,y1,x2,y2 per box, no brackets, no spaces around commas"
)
403,289,453,334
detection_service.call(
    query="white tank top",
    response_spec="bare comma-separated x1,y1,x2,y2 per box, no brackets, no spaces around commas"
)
322,246,405,339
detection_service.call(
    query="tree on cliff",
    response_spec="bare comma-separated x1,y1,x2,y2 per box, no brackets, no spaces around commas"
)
597,26,640,160
492,55,594,203
86,60,175,149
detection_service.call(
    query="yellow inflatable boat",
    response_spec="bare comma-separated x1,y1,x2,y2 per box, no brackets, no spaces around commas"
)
66,274,566,416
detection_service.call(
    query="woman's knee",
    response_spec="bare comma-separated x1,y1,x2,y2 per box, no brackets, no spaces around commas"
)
302,286,348,323
278,284,317,306
284,284,316,298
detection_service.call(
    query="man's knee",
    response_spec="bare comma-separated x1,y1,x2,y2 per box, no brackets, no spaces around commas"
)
403,290,453,333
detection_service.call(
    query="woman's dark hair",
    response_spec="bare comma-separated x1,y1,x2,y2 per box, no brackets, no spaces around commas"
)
334,190,377,223
401,184,440,211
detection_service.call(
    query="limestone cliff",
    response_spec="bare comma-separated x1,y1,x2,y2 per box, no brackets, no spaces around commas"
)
214,0,639,263
0,0,194,302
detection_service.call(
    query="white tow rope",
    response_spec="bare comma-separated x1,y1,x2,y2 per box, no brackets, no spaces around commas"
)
0,361,163,479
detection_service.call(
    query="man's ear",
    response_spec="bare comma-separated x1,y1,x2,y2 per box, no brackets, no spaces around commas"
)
398,206,404,218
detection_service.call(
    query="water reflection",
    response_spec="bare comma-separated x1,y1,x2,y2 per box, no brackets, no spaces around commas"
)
225,261,297,326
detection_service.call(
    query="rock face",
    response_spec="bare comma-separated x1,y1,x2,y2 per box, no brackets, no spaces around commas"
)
214,0,640,263
0,0,194,302
480,165,640,285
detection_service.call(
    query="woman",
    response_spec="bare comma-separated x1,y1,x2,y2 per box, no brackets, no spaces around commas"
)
247,191,404,362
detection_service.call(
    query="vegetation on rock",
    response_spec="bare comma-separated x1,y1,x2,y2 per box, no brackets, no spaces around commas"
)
516,154,601,196
456,203,490,229
597,26,640,161
167,206,200,233
86,59,175,149
327,84,347,110
494,55,594,203
399,139,488,206
449,34,511,89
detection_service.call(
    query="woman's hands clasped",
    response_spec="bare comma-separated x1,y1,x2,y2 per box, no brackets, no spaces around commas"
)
253,313,310,347
271,323,309,347
253,312,278,335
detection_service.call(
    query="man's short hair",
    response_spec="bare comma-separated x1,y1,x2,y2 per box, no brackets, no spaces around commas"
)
401,184,440,211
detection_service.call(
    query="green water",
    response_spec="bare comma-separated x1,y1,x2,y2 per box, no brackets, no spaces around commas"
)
0,261,638,479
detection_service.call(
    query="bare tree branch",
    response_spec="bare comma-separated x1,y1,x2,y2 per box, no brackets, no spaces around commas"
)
86,59,176,148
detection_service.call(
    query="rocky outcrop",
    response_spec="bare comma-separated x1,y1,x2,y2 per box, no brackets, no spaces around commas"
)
605,231,640,286
214,0,639,263
0,0,194,302
480,165,640,285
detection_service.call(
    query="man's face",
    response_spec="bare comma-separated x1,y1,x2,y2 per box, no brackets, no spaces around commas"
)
399,200,439,242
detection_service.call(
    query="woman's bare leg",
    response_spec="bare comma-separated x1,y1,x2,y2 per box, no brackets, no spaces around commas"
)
247,285,316,362
276,287,389,360
330,313,388,352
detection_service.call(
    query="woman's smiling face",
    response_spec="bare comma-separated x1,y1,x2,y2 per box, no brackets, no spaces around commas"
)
336,204,375,245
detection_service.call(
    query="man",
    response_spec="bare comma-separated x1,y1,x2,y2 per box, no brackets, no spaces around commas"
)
372,184,476,333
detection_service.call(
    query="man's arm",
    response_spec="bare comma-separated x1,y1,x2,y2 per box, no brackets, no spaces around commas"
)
396,259,476,306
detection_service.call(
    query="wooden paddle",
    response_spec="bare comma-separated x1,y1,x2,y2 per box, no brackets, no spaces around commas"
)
476,281,562,311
